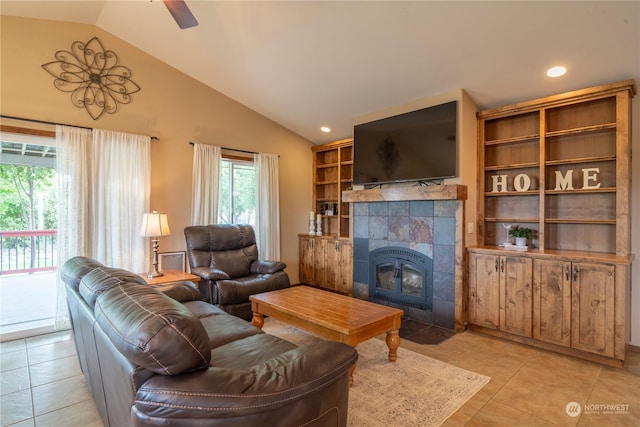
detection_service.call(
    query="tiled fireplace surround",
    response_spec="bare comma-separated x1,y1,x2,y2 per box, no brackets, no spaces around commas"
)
343,185,467,331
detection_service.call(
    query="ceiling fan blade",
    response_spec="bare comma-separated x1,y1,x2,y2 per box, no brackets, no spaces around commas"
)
162,0,198,29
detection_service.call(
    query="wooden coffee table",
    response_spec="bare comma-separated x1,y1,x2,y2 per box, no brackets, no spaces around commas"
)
250,286,403,384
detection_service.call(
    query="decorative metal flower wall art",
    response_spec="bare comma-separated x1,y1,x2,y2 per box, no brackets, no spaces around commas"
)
42,37,141,120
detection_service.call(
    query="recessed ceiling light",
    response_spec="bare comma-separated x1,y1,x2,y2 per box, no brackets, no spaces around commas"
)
547,66,567,78
320,126,331,133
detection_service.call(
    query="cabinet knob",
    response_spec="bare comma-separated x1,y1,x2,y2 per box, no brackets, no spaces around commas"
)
565,265,570,281
573,265,579,282
500,259,504,273
494,258,499,272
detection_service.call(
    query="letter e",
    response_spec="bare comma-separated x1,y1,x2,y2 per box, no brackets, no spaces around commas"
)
582,168,601,189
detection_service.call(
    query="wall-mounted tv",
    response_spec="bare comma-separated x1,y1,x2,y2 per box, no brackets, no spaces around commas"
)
353,100,457,186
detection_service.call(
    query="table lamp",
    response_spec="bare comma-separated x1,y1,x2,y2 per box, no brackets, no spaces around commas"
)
140,210,171,278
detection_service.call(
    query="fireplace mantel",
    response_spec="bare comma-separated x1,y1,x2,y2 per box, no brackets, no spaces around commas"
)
342,184,467,203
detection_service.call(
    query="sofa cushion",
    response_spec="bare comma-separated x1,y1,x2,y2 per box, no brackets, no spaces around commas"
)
95,283,211,375
60,256,104,292
198,311,263,349
79,267,147,308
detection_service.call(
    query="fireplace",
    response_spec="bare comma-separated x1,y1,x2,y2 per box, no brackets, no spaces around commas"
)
343,185,467,331
370,246,432,311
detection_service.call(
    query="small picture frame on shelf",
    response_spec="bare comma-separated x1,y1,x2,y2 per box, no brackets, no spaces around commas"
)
158,251,186,272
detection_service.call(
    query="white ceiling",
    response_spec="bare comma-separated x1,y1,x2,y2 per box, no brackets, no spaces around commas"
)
2,1,639,144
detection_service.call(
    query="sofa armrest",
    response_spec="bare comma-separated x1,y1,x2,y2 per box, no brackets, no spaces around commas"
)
133,341,357,420
155,281,201,302
191,267,230,281
250,260,287,274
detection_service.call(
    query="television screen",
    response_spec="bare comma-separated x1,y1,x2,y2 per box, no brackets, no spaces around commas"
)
353,101,457,185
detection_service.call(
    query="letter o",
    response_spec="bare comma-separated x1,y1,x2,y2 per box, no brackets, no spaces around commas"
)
513,174,531,192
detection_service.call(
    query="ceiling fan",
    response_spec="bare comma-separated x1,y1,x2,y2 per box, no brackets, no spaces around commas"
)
162,0,198,29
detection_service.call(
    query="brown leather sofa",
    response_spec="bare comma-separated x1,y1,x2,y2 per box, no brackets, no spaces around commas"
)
184,224,290,320
61,256,357,427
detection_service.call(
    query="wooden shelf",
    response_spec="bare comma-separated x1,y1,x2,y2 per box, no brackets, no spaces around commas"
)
545,155,616,166
484,191,538,196
545,218,616,224
312,138,353,238
545,187,616,195
484,217,539,223
545,123,616,138
484,162,538,171
484,134,539,146
476,79,634,255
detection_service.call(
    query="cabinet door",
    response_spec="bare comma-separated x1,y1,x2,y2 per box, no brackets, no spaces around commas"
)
499,256,533,337
532,259,571,346
468,253,500,329
336,241,353,295
571,262,615,357
299,236,314,285
324,240,339,291
312,237,326,287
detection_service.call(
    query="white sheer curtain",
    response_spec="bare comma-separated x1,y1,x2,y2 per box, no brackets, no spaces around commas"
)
190,143,221,225
254,153,281,259
91,129,150,272
55,125,150,329
55,125,92,329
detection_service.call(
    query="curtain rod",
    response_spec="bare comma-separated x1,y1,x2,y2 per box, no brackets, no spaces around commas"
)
0,114,159,140
189,141,257,155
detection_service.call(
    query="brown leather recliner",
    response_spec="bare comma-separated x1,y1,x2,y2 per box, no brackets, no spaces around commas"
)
184,224,290,320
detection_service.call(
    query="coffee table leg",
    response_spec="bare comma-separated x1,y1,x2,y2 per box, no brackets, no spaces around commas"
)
349,363,356,387
252,312,264,329
386,329,400,362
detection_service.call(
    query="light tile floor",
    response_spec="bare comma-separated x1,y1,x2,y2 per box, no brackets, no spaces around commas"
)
1,321,639,426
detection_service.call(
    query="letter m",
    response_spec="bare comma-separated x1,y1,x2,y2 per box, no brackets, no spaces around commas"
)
554,170,574,191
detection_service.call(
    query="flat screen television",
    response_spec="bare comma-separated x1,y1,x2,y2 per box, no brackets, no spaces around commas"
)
353,100,457,186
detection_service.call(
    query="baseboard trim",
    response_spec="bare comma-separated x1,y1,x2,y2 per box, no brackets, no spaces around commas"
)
468,324,624,368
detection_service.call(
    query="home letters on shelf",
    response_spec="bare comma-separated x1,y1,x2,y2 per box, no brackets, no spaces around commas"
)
490,168,601,193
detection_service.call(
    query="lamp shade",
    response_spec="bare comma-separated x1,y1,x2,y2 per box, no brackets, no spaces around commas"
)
140,211,171,237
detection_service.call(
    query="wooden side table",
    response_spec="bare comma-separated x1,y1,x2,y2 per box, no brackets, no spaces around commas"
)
138,270,201,287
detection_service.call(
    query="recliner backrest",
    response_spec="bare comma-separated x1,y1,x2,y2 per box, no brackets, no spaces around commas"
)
185,224,259,278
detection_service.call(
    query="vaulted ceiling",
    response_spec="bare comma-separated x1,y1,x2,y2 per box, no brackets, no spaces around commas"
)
2,1,639,144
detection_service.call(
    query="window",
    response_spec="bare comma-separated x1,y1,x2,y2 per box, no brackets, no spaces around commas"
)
218,157,256,226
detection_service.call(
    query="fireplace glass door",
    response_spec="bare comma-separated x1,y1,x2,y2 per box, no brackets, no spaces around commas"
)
369,247,433,311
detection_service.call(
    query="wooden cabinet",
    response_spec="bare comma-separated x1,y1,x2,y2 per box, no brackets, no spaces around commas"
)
468,252,532,337
470,80,634,367
299,235,352,295
312,138,353,238
470,247,629,365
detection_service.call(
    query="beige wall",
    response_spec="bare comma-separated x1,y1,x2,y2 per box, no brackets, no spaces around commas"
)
1,16,312,281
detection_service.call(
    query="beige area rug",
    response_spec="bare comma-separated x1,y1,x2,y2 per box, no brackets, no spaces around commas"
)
263,318,491,427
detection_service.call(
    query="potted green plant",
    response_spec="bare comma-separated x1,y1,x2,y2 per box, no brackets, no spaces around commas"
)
509,226,533,246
